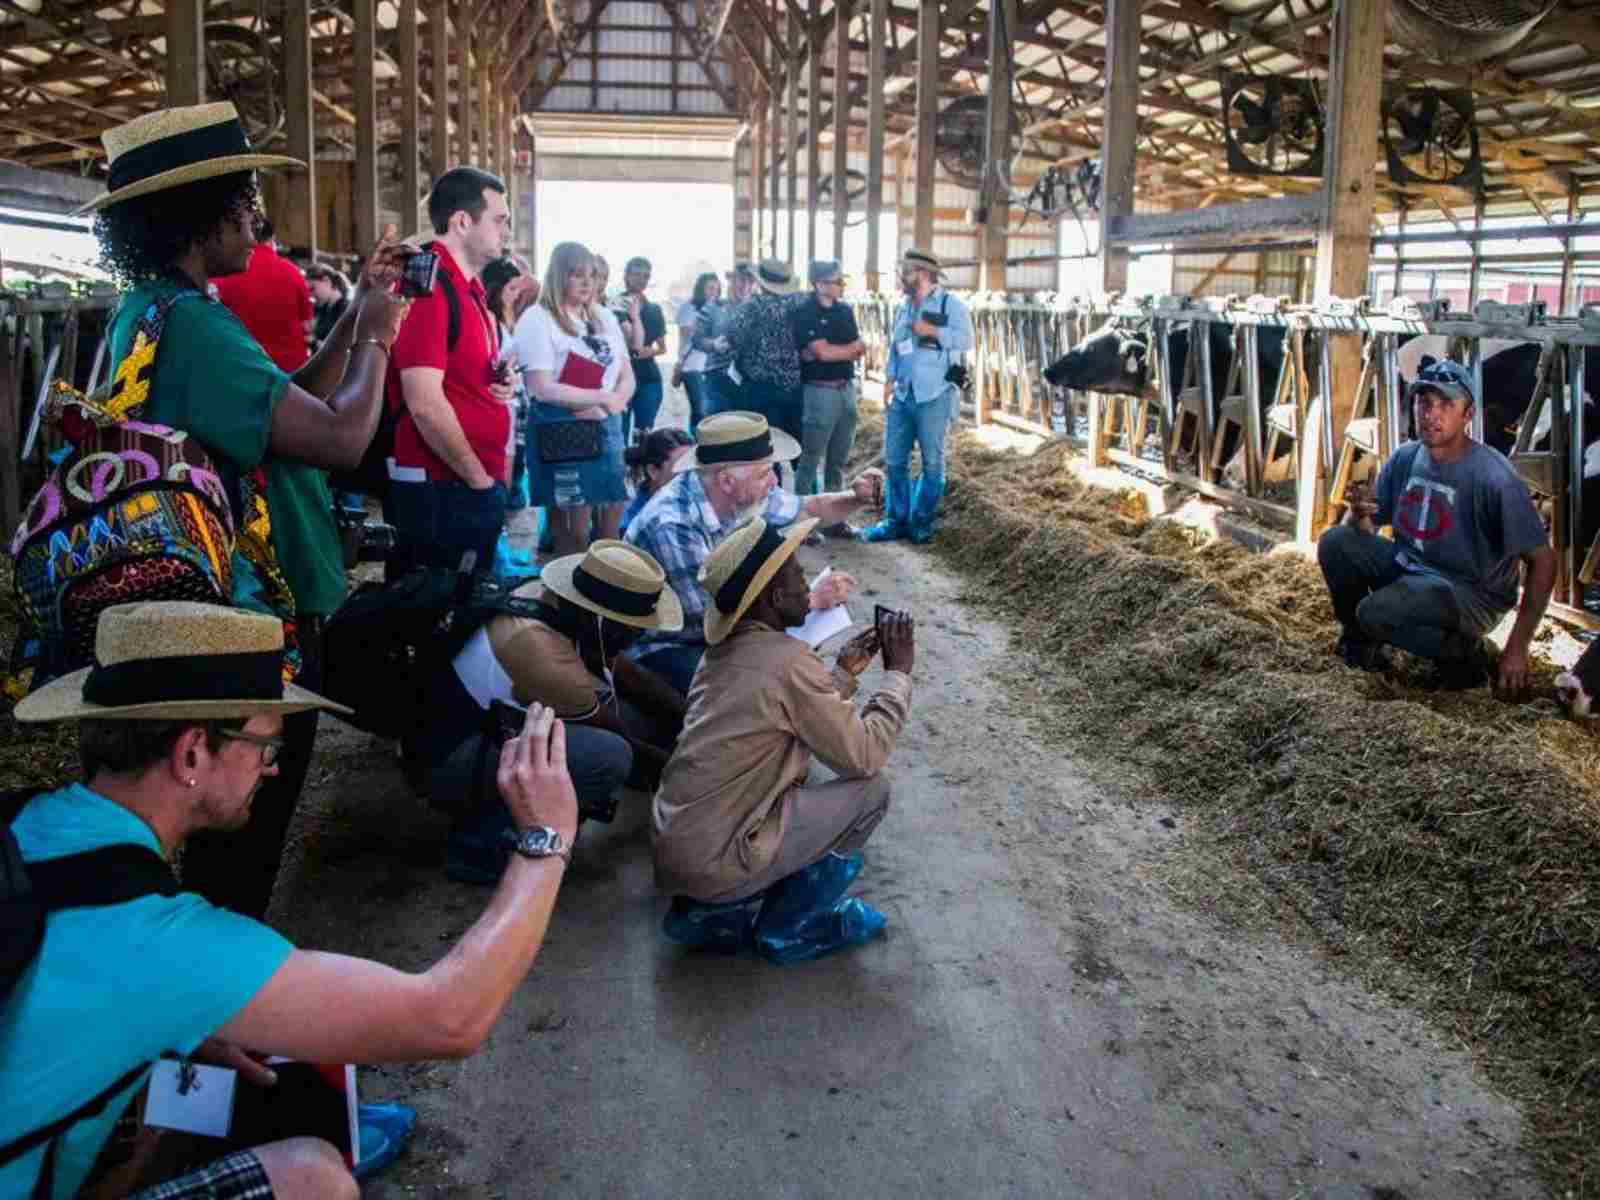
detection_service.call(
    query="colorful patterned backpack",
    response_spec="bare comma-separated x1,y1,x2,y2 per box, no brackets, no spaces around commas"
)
5,290,299,701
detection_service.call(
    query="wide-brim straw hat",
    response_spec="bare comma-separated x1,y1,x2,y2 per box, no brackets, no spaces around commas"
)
902,247,943,277
15,601,349,723
756,258,797,294
700,516,819,645
78,101,304,214
538,540,684,632
674,410,801,473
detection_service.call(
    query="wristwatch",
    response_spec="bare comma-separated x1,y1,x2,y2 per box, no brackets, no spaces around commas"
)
509,825,571,864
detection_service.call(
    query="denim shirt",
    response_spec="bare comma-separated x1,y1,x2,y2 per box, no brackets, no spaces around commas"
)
886,286,974,406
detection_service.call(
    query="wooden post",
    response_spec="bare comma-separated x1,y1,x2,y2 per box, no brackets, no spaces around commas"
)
480,44,494,169
431,0,451,180
1467,194,1484,310
753,108,766,253
865,0,886,290
787,9,799,263
1392,205,1405,300
355,0,380,250
1560,176,1580,314
1309,0,1387,541
399,0,422,237
1098,0,1139,296
166,0,205,106
734,129,751,264
769,53,781,259
456,11,473,167
742,125,759,264
807,0,822,262
284,0,318,256
977,0,1011,293
912,0,938,250
832,0,850,261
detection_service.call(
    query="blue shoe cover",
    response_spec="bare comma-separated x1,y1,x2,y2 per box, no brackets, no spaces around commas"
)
662,894,764,950
758,852,863,928
353,1101,417,1181
756,896,888,965
857,519,908,544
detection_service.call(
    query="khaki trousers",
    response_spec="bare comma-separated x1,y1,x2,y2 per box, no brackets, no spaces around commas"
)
717,772,892,903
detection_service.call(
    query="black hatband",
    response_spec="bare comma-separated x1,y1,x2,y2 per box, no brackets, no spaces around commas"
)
715,523,789,615
572,564,659,618
698,432,773,465
107,118,253,194
82,650,284,707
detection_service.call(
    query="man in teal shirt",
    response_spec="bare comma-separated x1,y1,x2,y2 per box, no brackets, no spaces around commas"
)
858,248,973,545
87,100,406,918
2,601,578,1200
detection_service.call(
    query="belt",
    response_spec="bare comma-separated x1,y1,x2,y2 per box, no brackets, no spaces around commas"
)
805,378,852,390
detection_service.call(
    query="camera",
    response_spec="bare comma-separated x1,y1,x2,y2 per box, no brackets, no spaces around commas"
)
397,249,440,298
945,361,972,391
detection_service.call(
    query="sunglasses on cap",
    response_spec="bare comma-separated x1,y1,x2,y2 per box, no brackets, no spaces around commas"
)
1409,359,1475,404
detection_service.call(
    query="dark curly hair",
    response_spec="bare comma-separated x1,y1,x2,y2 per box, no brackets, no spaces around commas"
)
93,171,260,287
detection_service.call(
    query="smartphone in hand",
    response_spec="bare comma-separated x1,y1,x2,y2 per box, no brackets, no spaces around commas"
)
874,603,895,635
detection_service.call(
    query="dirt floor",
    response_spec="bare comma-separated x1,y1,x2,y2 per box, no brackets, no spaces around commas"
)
2,384,1584,1197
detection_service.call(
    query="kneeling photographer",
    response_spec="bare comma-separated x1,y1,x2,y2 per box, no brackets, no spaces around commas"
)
858,248,973,547
410,541,688,884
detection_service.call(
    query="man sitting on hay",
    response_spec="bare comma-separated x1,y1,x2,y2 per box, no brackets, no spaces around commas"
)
1316,359,1553,696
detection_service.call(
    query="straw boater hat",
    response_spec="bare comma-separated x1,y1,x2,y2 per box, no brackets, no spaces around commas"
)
674,410,801,474
79,101,304,214
902,247,943,277
537,540,684,631
755,258,797,294
14,602,349,723
699,516,820,645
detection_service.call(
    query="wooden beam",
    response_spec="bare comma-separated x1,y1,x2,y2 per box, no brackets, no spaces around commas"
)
1308,0,1387,542
400,0,422,236
806,0,823,258
165,0,204,105
832,0,850,260
355,0,380,249
456,7,473,165
1560,176,1580,314
977,0,1012,293
769,30,781,259
431,0,451,178
1099,0,1139,296
284,0,317,255
480,35,494,165
864,0,886,289
786,6,800,259
912,0,937,250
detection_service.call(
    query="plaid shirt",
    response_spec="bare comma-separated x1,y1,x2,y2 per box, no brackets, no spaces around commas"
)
626,467,803,651
730,291,804,391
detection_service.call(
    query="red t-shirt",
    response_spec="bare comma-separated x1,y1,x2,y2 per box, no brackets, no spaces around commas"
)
213,243,313,372
387,243,507,483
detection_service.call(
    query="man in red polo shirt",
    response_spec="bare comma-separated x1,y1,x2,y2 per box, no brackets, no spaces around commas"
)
388,166,514,572
213,215,314,372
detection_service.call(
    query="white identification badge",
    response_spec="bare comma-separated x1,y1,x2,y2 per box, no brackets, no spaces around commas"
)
897,338,914,357
145,1060,237,1138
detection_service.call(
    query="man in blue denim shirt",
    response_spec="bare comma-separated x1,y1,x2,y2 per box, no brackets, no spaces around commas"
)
859,248,974,544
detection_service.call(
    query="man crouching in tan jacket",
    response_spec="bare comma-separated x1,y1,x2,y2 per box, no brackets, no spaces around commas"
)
651,515,915,964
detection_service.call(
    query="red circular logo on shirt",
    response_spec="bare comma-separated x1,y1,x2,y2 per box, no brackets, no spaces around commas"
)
1394,483,1454,543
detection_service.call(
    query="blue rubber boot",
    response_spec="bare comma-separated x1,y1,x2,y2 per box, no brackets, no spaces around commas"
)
858,473,911,543
662,893,766,951
754,853,887,965
353,1101,417,1181
907,473,946,545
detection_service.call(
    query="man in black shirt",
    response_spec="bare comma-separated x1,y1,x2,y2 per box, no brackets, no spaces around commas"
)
790,260,865,532
622,255,668,444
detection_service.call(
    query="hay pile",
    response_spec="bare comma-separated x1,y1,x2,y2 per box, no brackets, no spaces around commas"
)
859,415,1600,1190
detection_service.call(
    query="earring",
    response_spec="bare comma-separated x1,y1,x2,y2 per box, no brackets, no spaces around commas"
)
186,779,197,789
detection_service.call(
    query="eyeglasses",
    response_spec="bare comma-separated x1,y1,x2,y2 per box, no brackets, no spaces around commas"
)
219,729,284,768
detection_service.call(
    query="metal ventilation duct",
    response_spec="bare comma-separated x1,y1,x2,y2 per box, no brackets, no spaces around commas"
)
1387,0,1558,61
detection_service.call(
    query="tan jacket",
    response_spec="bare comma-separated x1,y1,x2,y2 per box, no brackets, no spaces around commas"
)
651,619,913,898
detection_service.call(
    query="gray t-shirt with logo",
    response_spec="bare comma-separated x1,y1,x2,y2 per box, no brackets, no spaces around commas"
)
1374,440,1548,630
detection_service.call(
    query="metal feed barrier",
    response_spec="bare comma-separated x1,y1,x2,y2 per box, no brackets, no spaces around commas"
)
853,289,1600,629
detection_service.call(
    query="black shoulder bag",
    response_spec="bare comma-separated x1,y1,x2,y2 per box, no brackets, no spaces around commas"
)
535,318,609,464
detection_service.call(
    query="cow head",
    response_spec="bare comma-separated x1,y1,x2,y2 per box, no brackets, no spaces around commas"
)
1556,639,1600,719
1042,321,1150,398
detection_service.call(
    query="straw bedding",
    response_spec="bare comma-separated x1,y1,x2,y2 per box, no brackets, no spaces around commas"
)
852,414,1600,1191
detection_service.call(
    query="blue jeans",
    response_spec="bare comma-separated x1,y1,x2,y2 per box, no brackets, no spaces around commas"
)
628,640,706,695
1316,523,1494,662
683,372,710,434
705,369,742,416
431,723,634,830
389,479,506,575
624,379,665,444
883,389,954,537
742,380,803,441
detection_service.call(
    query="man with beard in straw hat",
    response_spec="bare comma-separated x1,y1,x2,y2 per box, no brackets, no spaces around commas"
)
1,602,578,1200
652,516,917,963
414,540,688,884
624,410,881,695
